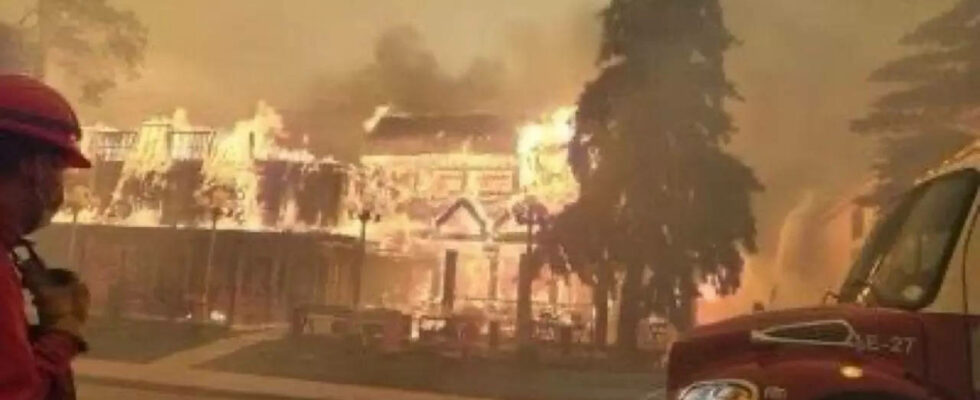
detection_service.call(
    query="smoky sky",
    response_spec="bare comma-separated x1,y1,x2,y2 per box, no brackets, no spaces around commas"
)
0,0,603,128
722,0,955,264
0,0,960,299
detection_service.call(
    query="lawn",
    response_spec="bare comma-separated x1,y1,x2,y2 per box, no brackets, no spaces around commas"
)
81,316,235,363
203,336,662,400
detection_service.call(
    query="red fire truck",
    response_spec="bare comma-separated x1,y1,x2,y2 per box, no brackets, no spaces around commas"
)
667,151,980,400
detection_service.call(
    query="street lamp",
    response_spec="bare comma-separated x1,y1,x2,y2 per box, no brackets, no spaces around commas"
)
199,187,233,321
352,208,381,309
63,185,95,267
511,195,549,352
511,195,549,256
483,242,501,305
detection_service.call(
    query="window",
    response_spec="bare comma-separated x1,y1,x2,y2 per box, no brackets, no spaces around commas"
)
842,170,978,309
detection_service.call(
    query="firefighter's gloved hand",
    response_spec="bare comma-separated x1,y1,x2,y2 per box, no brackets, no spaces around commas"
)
33,269,90,338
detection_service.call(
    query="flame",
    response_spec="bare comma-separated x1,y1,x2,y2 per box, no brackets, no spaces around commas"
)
699,283,719,302
122,116,177,179
72,102,335,231
363,105,393,133
198,102,274,229
516,106,579,209
108,110,189,220
198,101,320,229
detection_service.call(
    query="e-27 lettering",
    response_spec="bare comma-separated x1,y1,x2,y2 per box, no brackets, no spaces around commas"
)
853,334,915,354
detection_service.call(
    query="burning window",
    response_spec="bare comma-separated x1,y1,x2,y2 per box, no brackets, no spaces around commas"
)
93,131,138,161
170,131,215,160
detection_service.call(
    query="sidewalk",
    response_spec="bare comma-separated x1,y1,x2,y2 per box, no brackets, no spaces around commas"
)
151,329,285,368
76,327,490,400
75,358,490,400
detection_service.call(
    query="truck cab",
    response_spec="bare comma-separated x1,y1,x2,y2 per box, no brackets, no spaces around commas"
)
667,149,980,400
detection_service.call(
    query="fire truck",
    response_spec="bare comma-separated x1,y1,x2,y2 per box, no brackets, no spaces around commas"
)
667,148,980,400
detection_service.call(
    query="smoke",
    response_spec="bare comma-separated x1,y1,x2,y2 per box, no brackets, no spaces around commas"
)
712,0,958,313
290,11,599,161
372,25,505,114
9,0,947,318
9,0,602,162
287,25,507,160
0,23,28,74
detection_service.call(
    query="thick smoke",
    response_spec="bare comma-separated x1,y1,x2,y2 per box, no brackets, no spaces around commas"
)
291,15,598,161
0,23,28,74
713,0,958,314
288,25,507,159
372,25,504,114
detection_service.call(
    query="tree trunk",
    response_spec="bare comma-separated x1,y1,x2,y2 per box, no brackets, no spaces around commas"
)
616,261,644,355
593,265,610,348
671,276,697,332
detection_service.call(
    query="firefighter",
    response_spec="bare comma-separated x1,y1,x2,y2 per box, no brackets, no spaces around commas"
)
0,74,92,400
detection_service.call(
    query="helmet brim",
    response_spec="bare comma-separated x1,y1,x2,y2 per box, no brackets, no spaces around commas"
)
61,147,92,169
0,118,91,169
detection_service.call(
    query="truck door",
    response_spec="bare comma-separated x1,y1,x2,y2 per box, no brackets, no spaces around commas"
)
962,205,980,398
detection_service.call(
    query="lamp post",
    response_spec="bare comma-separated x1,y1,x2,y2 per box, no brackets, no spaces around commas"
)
64,185,94,268
352,208,380,309
483,242,500,304
512,195,549,352
200,188,232,322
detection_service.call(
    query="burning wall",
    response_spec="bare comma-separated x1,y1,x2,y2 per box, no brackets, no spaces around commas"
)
64,104,347,230
357,107,578,240
35,103,361,325
353,107,587,316
33,224,359,325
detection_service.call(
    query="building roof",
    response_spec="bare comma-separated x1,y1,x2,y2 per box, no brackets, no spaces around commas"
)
366,114,516,155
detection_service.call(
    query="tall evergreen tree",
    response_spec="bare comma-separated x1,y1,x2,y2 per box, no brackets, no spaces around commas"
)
853,0,980,204
551,0,761,352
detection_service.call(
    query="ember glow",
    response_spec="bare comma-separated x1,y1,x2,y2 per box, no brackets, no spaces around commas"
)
59,101,339,231
517,106,579,209
58,101,589,318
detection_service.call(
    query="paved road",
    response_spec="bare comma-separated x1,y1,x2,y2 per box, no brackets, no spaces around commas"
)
77,382,262,400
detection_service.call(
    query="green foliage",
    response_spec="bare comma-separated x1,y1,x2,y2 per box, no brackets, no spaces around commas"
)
853,0,980,204
546,0,761,333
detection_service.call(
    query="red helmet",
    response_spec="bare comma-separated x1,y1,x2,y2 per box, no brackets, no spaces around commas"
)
0,74,91,168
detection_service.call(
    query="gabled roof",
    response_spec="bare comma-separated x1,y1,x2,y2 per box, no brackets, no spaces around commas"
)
434,197,489,238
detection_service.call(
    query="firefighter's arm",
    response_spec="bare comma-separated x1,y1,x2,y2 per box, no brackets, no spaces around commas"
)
0,273,87,399
26,279,90,398
0,266,41,399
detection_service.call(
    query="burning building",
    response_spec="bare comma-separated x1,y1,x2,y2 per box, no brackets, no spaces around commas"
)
34,105,357,326
355,107,589,323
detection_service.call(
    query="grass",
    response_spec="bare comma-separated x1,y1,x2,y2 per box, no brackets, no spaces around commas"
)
203,336,662,400
81,316,235,363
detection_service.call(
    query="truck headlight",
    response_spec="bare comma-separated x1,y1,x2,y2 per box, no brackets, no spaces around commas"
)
678,380,757,400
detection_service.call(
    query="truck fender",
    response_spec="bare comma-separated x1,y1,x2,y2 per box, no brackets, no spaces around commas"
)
677,359,934,400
